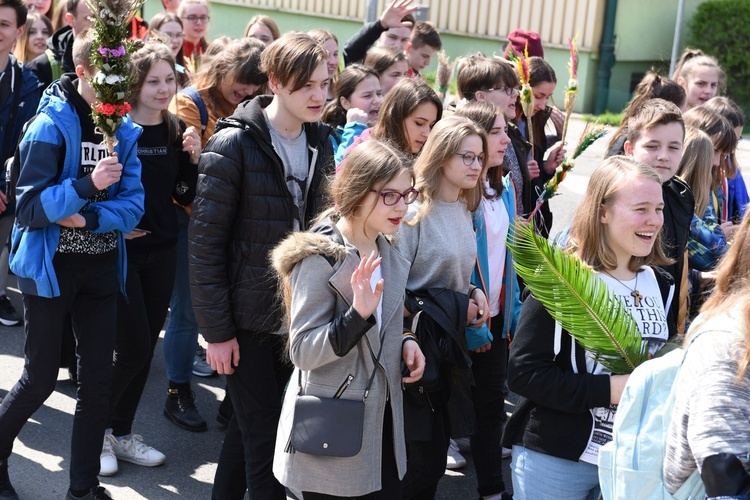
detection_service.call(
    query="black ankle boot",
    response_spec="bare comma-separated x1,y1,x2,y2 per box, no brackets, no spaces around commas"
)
164,386,207,432
0,459,19,500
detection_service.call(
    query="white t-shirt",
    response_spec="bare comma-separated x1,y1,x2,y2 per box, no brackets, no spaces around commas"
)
579,266,669,464
482,186,509,317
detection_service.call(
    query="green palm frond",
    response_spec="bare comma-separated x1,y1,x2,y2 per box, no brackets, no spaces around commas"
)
508,221,648,374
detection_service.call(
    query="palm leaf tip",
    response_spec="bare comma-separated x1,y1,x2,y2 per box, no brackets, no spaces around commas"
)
508,220,647,373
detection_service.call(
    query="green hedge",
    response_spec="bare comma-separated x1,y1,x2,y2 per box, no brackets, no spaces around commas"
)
689,0,750,108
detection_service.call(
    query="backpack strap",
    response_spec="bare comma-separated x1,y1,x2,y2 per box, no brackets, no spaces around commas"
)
2,61,23,163
180,86,208,140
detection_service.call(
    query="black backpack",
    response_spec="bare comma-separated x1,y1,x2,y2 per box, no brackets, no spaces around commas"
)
4,114,64,212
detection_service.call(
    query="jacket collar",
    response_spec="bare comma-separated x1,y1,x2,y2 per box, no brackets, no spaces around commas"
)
215,94,333,150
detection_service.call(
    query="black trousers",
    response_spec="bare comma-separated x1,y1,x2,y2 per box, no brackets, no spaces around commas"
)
0,251,118,491
302,403,402,500
109,245,176,436
402,389,451,500
211,334,292,500
470,314,508,497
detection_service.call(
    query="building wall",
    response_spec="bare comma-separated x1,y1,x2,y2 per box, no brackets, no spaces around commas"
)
144,0,696,114
605,0,705,112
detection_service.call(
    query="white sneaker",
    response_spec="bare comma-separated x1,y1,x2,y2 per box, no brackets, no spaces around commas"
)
446,439,466,470
99,430,118,476
111,434,166,467
502,446,512,459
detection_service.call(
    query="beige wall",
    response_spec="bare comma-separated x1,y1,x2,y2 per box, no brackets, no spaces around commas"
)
215,0,607,52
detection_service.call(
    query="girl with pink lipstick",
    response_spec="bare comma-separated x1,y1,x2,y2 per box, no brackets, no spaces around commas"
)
323,64,383,159
457,100,520,500
13,12,51,63
672,48,724,110
503,157,677,500
272,140,425,499
396,115,491,498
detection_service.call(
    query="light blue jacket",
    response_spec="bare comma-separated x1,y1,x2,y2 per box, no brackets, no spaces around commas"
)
467,175,522,349
10,78,144,298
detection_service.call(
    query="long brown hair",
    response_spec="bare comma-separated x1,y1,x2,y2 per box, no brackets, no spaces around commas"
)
13,12,52,64
129,42,182,143
409,115,487,225
676,127,714,217
683,106,738,186
371,78,442,157
692,210,750,379
567,156,673,272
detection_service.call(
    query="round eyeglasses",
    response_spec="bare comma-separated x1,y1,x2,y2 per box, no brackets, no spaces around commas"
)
184,15,210,23
370,188,419,206
454,152,486,166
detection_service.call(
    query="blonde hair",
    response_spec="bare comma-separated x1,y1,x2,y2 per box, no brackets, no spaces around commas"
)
567,156,673,272
692,210,750,379
676,127,715,217
409,115,487,224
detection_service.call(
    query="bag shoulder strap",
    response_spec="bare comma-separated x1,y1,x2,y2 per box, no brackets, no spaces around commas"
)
180,86,208,139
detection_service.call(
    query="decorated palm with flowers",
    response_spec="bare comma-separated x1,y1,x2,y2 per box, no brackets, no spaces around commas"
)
507,43,534,155
87,0,144,153
561,36,579,146
527,122,607,221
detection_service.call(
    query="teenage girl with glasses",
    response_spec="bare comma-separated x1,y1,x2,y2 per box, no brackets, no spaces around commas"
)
272,140,425,499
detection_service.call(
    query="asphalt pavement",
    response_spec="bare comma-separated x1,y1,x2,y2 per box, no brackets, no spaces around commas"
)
1,115,748,499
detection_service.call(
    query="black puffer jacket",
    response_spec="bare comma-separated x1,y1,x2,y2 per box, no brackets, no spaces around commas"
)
188,95,334,343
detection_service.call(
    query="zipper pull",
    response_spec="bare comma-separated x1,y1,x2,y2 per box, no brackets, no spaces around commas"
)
333,374,354,399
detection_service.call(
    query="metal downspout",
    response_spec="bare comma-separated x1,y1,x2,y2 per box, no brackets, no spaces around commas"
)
594,0,618,114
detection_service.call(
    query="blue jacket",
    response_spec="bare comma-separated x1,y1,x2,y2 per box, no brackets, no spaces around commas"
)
10,77,144,298
467,175,522,349
332,122,367,165
0,55,41,168
727,168,749,222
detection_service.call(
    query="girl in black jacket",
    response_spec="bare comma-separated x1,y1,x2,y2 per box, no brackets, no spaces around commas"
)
502,157,676,499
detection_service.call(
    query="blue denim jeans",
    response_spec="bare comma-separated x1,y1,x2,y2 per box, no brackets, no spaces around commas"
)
162,207,200,384
511,446,601,500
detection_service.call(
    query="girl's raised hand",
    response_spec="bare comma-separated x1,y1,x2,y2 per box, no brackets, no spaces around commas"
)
183,126,201,164
351,251,384,319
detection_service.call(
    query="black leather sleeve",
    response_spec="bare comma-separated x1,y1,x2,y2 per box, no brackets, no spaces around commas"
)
327,306,376,357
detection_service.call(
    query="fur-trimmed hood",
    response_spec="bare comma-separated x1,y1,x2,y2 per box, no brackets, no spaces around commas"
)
271,222,348,280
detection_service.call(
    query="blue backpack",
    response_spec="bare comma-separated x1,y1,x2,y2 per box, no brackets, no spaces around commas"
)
598,341,705,499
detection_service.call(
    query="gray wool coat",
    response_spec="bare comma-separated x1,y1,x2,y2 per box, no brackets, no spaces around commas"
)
271,224,411,497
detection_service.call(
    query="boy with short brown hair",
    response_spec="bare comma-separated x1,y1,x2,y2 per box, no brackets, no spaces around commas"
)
624,98,693,332
189,32,334,499
405,21,441,77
